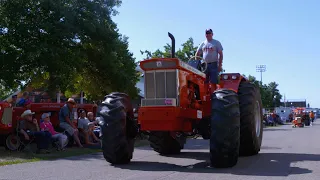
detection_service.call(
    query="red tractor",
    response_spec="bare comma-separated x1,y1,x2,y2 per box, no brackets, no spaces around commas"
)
98,33,263,168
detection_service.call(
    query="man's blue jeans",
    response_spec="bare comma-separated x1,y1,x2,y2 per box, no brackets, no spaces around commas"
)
204,62,219,84
28,131,52,149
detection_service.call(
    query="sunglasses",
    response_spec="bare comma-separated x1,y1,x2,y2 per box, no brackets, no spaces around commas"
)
206,32,212,35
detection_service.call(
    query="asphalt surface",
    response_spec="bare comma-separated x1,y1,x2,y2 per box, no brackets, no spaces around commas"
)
1,121,320,180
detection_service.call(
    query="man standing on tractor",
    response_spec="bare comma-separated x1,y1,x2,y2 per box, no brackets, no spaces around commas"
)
195,28,224,93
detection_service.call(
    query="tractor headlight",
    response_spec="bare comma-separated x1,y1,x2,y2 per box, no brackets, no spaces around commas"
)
223,75,228,80
231,75,237,80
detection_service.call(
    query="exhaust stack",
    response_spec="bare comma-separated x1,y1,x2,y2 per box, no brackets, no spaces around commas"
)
168,32,175,58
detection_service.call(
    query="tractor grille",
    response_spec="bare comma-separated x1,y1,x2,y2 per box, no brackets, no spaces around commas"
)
142,70,178,106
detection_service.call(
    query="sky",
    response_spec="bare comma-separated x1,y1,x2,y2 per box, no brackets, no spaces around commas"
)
112,0,320,107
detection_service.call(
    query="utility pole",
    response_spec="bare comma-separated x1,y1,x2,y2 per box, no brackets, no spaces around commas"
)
256,65,266,85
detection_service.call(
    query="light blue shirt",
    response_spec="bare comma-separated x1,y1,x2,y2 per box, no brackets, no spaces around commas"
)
197,39,223,63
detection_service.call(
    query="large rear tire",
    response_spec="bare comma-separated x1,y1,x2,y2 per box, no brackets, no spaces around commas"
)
210,89,240,168
238,81,263,156
149,131,186,155
98,93,138,164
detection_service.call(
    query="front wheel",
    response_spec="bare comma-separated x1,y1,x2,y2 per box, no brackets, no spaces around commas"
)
238,81,263,156
99,93,137,164
210,89,240,168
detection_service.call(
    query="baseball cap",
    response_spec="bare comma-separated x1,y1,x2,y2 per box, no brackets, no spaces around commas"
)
205,28,213,34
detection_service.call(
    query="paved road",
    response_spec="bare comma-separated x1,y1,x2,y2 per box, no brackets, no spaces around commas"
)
1,121,320,180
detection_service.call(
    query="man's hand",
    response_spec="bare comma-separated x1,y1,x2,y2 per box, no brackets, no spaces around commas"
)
195,50,202,60
218,63,223,72
32,118,38,125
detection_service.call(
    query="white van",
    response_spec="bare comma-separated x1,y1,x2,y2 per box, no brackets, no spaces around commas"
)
275,107,293,123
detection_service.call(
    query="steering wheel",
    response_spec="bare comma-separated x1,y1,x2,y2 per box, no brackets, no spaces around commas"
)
188,55,208,73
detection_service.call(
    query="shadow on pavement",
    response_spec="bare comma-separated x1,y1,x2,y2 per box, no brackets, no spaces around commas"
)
260,146,282,150
263,128,292,131
114,152,319,176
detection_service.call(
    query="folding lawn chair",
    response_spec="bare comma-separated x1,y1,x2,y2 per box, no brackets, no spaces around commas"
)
16,117,37,152
5,116,37,153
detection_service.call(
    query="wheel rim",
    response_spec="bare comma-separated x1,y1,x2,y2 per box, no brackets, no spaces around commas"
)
6,135,20,151
254,101,261,137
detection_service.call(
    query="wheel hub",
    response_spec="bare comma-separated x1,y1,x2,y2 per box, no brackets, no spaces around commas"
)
254,101,261,137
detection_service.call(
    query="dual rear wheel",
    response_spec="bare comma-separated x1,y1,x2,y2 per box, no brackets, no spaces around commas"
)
210,81,263,168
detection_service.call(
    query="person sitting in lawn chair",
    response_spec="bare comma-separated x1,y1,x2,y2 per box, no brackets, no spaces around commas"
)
40,113,68,151
19,110,52,153
78,109,100,145
267,114,276,126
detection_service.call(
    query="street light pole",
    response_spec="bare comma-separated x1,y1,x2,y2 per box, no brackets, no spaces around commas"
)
256,65,266,85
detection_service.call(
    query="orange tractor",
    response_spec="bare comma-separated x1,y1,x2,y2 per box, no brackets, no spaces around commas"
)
292,107,306,128
98,33,263,168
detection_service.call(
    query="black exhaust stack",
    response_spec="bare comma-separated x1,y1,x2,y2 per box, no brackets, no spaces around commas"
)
168,32,175,58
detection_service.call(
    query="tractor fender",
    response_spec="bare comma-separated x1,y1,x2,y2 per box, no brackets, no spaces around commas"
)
219,73,247,93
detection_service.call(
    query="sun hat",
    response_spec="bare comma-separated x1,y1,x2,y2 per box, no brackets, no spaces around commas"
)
41,113,51,120
21,110,35,118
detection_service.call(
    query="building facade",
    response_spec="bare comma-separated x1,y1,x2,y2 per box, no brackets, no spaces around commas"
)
280,99,307,108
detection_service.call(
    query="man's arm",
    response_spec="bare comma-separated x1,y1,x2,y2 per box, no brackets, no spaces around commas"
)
217,41,224,71
195,43,203,59
62,107,77,129
18,121,29,139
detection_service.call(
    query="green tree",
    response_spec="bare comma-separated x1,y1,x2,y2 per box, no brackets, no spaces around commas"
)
140,38,198,62
0,83,18,100
0,0,139,100
245,74,282,108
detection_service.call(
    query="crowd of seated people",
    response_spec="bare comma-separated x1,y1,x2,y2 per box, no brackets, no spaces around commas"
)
17,97,101,153
77,109,100,145
263,112,283,126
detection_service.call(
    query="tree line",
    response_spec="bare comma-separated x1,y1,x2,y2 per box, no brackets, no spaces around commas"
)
0,0,282,108
0,0,139,100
